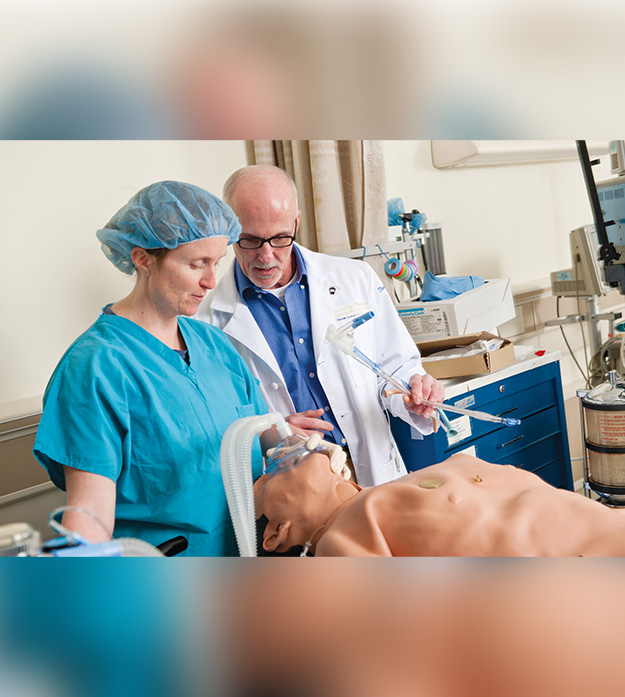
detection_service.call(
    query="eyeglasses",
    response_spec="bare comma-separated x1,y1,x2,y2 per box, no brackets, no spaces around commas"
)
237,220,298,250
236,234,296,250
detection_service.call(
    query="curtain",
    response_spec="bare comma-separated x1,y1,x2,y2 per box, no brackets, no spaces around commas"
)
251,140,392,291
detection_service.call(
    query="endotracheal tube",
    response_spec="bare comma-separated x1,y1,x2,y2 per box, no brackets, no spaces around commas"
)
325,312,521,429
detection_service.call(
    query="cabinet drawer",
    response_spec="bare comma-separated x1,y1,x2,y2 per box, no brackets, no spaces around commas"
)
532,459,567,488
449,363,560,410
446,376,558,437
444,406,561,456
482,436,565,487
476,380,557,421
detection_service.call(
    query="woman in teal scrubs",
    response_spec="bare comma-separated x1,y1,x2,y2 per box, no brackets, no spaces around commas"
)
33,181,269,556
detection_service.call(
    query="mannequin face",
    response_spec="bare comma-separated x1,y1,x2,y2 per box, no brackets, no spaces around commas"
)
254,452,353,553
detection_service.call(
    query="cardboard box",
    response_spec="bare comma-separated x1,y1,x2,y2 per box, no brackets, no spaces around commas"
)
417,331,515,379
396,278,515,342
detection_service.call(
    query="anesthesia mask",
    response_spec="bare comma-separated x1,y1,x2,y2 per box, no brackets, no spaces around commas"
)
265,432,336,477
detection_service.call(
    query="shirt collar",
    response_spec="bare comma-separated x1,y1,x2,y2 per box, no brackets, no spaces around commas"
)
235,244,308,299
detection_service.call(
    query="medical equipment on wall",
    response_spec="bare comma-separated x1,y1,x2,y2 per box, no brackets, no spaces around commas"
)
548,140,625,386
0,507,166,556
386,200,447,297
578,370,625,507
388,199,446,273
220,412,293,557
384,255,419,284
421,222,446,276
332,200,446,303
548,224,622,385
576,140,625,294
551,226,608,299
325,312,521,431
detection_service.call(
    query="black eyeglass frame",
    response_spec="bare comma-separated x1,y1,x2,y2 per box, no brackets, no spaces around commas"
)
236,219,298,250
236,234,296,250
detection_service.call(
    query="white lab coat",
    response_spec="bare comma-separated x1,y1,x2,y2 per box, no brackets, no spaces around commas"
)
197,245,433,486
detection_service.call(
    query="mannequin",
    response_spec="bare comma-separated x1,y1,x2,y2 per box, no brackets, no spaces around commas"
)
254,452,625,556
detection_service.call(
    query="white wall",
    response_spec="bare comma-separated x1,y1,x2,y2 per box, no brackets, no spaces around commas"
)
0,140,247,412
383,141,612,289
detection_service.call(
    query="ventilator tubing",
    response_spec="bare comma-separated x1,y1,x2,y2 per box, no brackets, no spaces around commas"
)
115,538,164,557
221,414,293,557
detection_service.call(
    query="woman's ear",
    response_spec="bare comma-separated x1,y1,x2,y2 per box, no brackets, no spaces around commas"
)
130,247,151,275
263,520,291,553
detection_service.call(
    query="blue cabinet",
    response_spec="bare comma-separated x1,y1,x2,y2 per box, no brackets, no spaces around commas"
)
390,360,574,490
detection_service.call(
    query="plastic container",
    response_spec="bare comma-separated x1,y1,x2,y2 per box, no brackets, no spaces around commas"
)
582,374,625,504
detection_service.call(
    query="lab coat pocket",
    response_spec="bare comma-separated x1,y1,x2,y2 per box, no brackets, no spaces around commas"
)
378,454,399,483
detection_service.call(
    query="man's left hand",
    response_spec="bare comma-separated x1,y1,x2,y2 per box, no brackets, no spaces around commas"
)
403,374,445,420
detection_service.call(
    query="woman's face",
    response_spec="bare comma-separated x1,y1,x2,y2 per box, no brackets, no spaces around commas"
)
145,236,229,317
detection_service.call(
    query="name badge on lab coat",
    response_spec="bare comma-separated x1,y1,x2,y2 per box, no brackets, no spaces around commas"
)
332,302,373,324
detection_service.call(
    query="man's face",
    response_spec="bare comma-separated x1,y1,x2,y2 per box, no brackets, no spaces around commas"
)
230,180,300,289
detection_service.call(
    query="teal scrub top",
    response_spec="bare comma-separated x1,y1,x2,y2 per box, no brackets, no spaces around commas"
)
33,313,268,556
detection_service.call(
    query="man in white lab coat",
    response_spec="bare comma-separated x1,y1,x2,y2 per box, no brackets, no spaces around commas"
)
196,165,443,486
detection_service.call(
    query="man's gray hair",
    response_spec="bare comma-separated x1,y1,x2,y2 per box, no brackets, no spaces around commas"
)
223,165,298,210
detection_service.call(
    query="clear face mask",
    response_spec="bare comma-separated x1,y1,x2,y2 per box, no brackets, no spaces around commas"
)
264,433,332,477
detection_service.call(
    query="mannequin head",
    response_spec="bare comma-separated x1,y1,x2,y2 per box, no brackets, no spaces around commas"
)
254,452,360,553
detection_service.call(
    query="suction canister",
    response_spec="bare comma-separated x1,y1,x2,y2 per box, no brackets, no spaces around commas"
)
582,372,625,506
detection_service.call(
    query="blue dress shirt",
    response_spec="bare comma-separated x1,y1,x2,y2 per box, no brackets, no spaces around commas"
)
234,246,346,447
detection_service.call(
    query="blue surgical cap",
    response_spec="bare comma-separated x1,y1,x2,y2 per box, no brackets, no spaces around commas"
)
96,180,241,274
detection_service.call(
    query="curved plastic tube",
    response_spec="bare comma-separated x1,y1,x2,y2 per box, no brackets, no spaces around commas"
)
117,538,165,557
220,414,292,557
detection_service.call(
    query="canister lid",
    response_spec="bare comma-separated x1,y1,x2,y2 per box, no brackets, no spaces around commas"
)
583,371,625,408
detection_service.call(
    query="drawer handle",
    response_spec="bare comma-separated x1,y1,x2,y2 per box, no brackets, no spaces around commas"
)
501,435,524,448
497,407,518,417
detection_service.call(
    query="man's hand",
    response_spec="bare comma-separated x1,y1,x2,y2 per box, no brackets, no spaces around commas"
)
403,374,445,420
285,408,334,436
